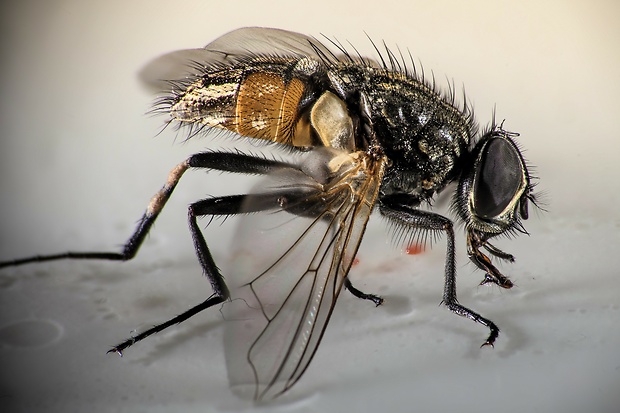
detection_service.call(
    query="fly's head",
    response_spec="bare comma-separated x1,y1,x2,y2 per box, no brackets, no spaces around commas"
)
454,126,539,288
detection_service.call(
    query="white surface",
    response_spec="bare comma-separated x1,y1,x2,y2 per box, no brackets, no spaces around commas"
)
1,1,619,412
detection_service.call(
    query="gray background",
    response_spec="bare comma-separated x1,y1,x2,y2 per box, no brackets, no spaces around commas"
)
1,0,619,412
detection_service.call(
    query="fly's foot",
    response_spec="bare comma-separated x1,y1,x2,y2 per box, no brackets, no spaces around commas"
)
107,347,124,357
480,322,500,348
345,278,384,306
479,273,514,289
368,294,384,307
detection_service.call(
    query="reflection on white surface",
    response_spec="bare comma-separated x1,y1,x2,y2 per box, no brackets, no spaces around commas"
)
1,1,619,412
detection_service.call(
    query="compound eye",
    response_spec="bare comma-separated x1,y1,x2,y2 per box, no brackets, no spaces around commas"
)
473,138,524,218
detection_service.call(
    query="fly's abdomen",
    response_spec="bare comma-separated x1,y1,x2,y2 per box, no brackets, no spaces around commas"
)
169,60,317,147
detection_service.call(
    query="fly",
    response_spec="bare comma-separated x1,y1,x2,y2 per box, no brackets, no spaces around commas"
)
0,27,541,401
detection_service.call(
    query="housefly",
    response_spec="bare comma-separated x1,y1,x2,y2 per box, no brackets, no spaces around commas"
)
0,27,540,400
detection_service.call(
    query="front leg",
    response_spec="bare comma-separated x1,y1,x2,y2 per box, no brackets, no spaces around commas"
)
467,230,514,289
380,194,500,347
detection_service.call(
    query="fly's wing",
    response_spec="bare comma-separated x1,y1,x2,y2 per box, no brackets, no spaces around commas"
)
203,27,333,62
222,151,386,400
140,27,333,91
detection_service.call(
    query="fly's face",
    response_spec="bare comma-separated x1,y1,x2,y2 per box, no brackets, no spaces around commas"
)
454,127,537,287
457,128,533,234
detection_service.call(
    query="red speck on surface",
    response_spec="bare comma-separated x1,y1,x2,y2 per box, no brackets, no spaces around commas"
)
405,243,425,255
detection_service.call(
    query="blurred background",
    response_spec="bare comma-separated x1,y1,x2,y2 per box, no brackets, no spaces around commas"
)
1,1,619,412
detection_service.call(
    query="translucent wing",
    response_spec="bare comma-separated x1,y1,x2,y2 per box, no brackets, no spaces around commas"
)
222,150,386,400
202,27,333,61
140,27,333,90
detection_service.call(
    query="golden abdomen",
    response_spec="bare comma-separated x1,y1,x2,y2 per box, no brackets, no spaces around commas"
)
170,61,315,147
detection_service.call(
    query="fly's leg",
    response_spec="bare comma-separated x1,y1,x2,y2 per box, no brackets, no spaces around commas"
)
0,151,302,354
380,194,500,347
110,185,333,354
110,192,292,355
0,161,191,268
345,277,383,306
107,195,242,355
467,231,515,289
482,241,515,262
0,152,296,269
100,152,302,355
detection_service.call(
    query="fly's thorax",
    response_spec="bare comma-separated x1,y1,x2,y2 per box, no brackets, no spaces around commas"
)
374,108,471,200
346,71,473,199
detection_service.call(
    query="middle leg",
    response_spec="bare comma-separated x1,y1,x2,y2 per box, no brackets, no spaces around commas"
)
109,191,294,354
379,194,500,347
345,277,384,306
